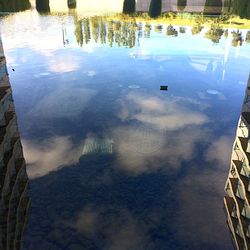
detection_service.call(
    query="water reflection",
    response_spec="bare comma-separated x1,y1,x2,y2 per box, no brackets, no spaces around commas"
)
0,41,29,249
1,7,250,250
224,74,250,250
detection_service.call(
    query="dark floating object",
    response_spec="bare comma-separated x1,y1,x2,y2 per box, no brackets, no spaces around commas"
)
12,69,15,71
160,86,168,91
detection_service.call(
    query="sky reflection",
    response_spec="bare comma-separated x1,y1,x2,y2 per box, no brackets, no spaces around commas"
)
1,9,250,250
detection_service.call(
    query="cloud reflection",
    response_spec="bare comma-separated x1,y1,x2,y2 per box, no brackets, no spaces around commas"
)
48,55,80,73
31,87,97,118
72,207,150,250
122,93,208,130
23,136,82,179
113,93,209,175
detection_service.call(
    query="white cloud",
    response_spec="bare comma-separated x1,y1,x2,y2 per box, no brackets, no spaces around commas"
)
30,87,97,118
23,136,83,179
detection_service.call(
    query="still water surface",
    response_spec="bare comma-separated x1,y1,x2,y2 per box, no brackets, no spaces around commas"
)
1,9,250,250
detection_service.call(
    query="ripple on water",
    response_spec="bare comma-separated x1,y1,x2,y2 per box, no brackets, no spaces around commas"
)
206,89,220,95
128,85,140,89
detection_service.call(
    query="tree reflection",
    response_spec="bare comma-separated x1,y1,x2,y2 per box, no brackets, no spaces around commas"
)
74,15,83,47
68,0,76,9
154,25,163,33
179,27,186,33
108,21,114,47
100,18,107,44
73,17,139,48
191,23,203,35
113,21,122,47
149,0,162,18
144,23,151,38
166,25,178,36
231,30,243,47
123,0,135,14
83,18,91,44
73,16,249,49
246,30,250,43
0,0,31,12
205,24,224,43
91,17,99,43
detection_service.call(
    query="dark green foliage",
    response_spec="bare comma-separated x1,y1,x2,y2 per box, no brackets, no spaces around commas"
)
232,0,250,18
204,0,222,14
144,24,151,38
68,0,76,9
149,0,162,18
123,0,135,14
177,0,187,11
36,0,50,13
224,29,229,37
0,0,31,12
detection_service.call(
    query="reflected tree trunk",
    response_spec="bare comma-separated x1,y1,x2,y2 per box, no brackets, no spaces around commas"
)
123,0,135,14
149,0,162,18
68,0,76,9
36,0,50,13
177,0,187,11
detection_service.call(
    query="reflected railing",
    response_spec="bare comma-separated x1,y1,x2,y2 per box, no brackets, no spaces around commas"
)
0,38,30,249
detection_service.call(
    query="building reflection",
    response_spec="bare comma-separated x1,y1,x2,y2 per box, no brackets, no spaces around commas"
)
224,74,250,250
0,41,30,249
